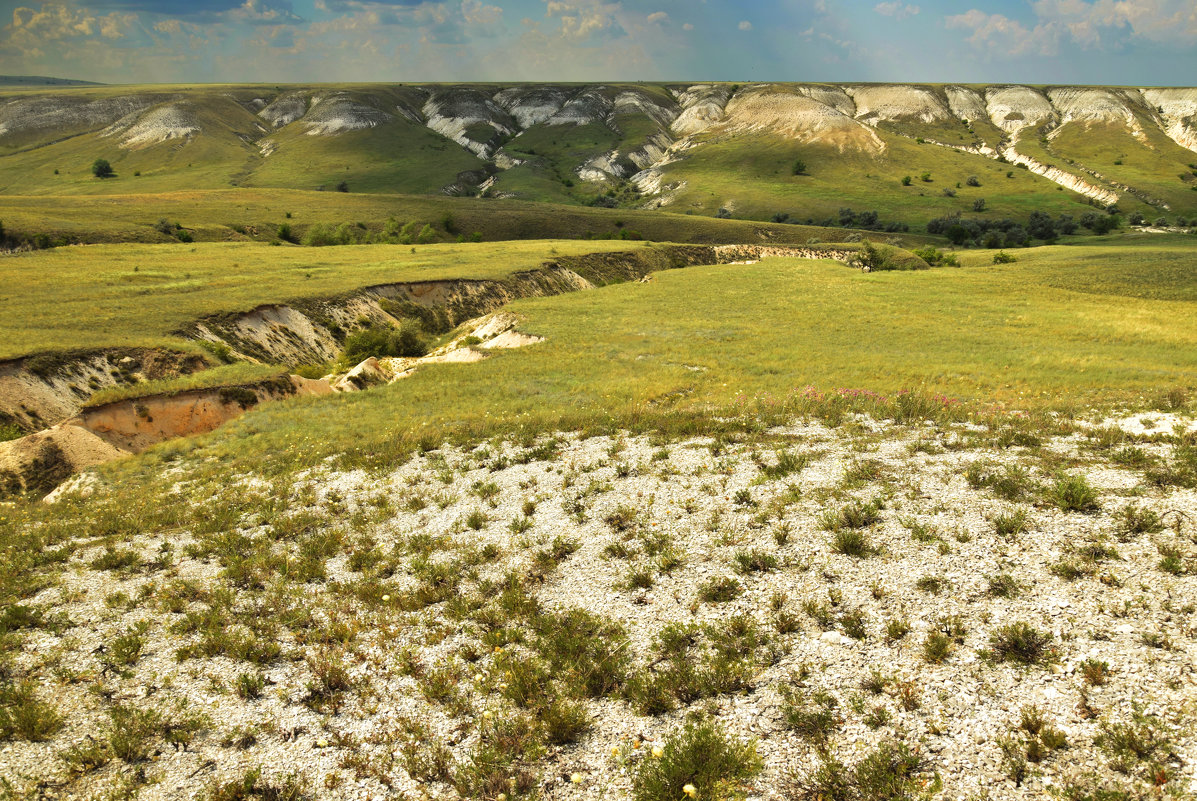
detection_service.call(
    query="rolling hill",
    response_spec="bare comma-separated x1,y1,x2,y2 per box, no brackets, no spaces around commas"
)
2,82,1195,229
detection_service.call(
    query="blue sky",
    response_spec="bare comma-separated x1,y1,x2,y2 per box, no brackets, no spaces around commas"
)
1,1,1194,84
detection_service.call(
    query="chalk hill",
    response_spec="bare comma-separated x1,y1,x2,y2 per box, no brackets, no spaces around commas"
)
2,82,1196,225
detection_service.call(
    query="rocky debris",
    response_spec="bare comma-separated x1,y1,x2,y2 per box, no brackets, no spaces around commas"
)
258,91,309,128
423,88,517,158
985,85,1057,133
6,414,1194,798
717,85,887,154
302,92,394,136
846,84,955,125
102,103,200,148
671,84,734,136
0,93,164,139
944,85,989,123
493,85,570,128
1142,87,1197,153
332,357,388,392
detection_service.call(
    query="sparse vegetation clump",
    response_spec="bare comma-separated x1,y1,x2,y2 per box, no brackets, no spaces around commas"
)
632,714,762,801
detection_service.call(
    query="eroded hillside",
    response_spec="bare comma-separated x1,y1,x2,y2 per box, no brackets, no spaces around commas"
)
3,83,1196,223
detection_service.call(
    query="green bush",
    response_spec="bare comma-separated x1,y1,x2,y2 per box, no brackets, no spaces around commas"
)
340,321,430,364
632,714,761,801
993,251,1017,264
912,246,959,267
92,158,113,179
858,241,929,271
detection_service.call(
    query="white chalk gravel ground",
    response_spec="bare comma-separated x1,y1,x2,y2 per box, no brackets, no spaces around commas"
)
2,413,1195,800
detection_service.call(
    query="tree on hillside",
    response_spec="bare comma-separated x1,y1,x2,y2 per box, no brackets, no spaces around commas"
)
92,158,114,179
792,159,808,176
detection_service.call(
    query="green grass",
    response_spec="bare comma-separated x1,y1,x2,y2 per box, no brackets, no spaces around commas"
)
660,128,1098,228
83,363,285,407
67,239,1193,483
0,239,643,359
0,188,883,248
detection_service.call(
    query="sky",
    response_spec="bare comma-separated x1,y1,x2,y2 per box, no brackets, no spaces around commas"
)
0,0,1194,85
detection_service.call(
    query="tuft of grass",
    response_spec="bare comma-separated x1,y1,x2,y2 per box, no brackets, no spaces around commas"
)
780,686,840,745
734,549,779,574
986,573,1022,598
205,767,308,801
984,622,1057,666
992,508,1029,538
922,632,953,664
821,498,883,532
884,617,911,643
787,740,934,801
90,546,142,572
915,575,948,595
758,450,809,481
697,576,743,603
1045,473,1101,512
632,713,762,801
235,672,267,700
1116,504,1163,539
831,529,877,558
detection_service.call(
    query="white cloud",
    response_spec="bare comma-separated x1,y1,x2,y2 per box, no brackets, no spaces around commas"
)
682,21,692,31
738,20,752,31
947,0,1197,56
874,2,920,21
647,11,668,24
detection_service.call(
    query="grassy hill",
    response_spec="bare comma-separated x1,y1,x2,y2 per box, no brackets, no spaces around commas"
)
2,82,1194,231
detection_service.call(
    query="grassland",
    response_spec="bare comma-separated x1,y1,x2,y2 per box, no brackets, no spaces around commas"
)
86,236,1194,484
0,188,884,247
660,131,1100,226
0,239,647,359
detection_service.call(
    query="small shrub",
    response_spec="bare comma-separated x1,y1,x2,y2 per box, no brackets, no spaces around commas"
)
832,529,876,558
632,714,762,801
993,250,1017,264
986,573,1022,598
1045,474,1100,512
0,681,64,741
92,158,114,178
985,623,1056,665
734,549,779,574
205,767,308,801
235,672,266,700
1116,505,1163,539
992,508,1028,537
341,321,430,363
788,740,931,801
922,632,952,664
697,576,742,603
780,686,839,744
1081,659,1110,687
